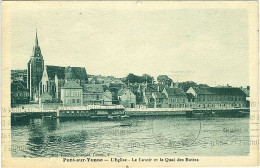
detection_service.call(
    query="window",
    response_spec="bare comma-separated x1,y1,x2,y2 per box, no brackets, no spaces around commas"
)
46,81,48,92
72,99,75,103
77,99,80,103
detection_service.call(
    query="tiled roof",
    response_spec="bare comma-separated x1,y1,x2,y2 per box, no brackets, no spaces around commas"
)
102,85,110,91
117,88,129,96
165,87,186,97
109,83,124,87
241,88,250,97
192,87,246,96
83,84,104,93
62,81,82,89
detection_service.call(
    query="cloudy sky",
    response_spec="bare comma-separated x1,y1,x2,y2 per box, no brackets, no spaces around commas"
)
9,3,249,87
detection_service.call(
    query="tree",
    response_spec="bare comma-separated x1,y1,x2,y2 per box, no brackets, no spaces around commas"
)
125,73,141,84
178,81,209,92
125,73,154,84
141,74,154,84
157,75,173,86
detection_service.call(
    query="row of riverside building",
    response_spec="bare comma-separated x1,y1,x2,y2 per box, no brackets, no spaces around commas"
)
11,31,249,109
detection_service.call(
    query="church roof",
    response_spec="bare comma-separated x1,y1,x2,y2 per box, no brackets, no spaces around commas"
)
65,67,88,80
46,66,65,80
46,65,87,81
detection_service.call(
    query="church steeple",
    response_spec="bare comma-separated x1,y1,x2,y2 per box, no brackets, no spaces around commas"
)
35,29,39,48
28,30,44,101
32,29,42,57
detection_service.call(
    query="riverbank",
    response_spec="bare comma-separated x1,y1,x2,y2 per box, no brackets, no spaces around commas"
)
11,105,249,122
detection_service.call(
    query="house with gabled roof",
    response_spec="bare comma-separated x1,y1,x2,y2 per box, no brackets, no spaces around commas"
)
102,90,113,105
82,84,113,105
152,92,168,108
117,88,136,108
186,93,196,108
143,91,154,108
83,84,104,105
162,85,187,108
141,83,168,108
61,81,83,106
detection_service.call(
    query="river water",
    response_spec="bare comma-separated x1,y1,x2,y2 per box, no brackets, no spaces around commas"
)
11,115,250,157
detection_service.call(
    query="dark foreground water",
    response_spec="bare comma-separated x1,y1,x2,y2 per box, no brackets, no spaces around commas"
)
11,115,250,157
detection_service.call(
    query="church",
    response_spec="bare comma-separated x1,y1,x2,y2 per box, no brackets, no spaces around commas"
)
27,31,88,102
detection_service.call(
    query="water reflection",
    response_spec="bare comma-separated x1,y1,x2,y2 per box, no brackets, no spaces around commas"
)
12,115,250,157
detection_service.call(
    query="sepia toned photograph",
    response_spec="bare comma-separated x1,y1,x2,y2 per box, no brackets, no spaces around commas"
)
2,1,259,167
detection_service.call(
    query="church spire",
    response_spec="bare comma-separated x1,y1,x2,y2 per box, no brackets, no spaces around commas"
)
32,29,42,57
35,29,39,47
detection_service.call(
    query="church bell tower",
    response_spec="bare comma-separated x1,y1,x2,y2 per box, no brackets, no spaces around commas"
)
27,30,44,101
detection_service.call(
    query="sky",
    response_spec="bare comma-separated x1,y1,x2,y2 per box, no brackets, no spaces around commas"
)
9,3,249,87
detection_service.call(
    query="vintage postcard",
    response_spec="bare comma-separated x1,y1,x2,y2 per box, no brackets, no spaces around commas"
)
1,1,259,167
